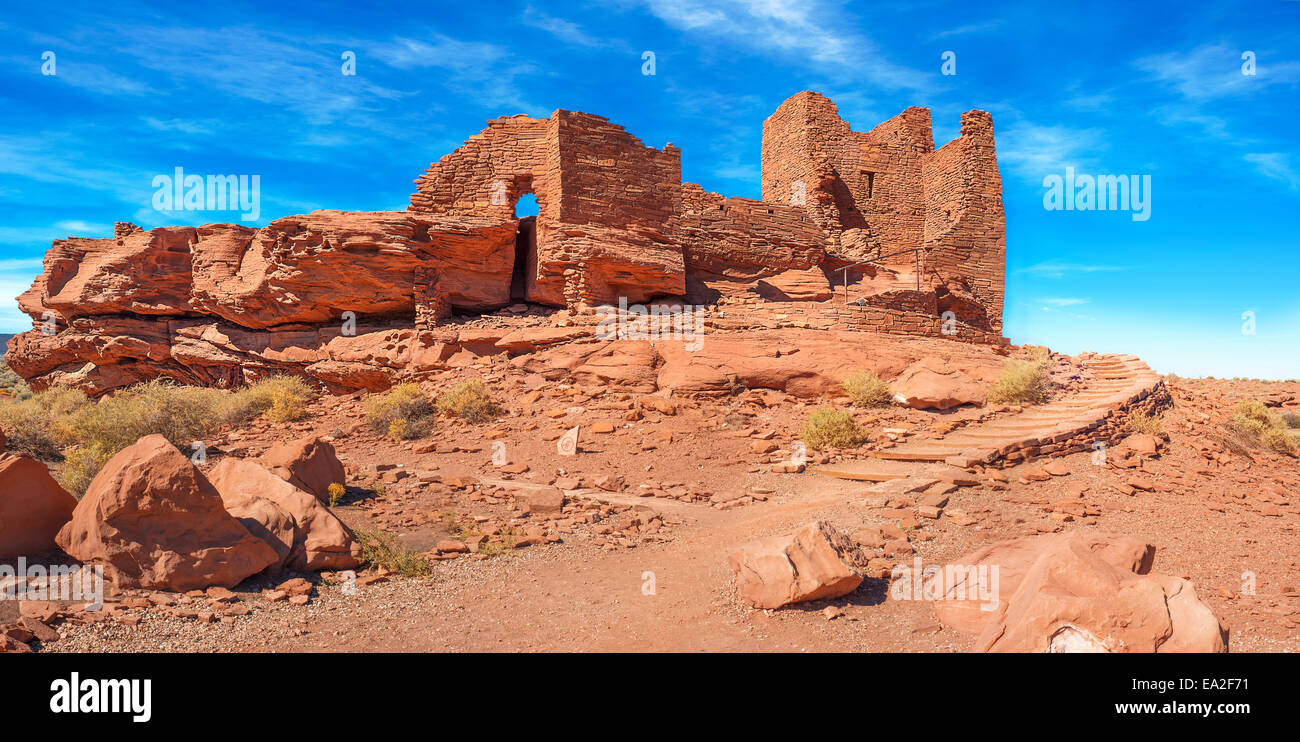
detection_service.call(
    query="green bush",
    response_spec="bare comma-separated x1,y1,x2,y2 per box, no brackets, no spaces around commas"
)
987,358,1052,405
436,380,502,424
842,372,892,407
365,383,435,439
800,407,868,450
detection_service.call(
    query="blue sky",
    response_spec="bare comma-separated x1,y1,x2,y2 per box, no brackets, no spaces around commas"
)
1,0,1297,378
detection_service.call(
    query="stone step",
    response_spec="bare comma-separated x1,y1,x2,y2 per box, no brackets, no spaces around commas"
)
957,428,1057,440
867,449,957,462
809,461,919,482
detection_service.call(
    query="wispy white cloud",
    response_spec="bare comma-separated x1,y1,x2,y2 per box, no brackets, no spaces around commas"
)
928,19,1004,40
996,123,1106,181
1135,43,1300,102
522,5,630,50
638,0,931,91
1244,152,1300,189
367,33,543,113
1015,262,1126,279
1134,43,1300,143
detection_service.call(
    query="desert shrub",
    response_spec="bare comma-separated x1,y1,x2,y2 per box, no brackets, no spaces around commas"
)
842,372,892,407
326,482,346,508
60,381,222,452
365,383,435,439
436,379,502,424
1261,428,1298,455
0,361,31,400
0,398,63,458
0,387,92,459
37,386,93,418
355,529,432,577
1126,413,1164,435
56,443,116,498
987,358,1052,405
1021,345,1052,363
52,381,229,495
222,376,317,424
1230,399,1272,437
1224,399,1297,457
800,407,868,450
1282,412,1300,430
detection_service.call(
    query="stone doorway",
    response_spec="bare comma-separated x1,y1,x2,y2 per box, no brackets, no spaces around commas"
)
511,216,537,302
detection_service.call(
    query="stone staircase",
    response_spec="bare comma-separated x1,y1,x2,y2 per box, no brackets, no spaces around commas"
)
814,353,1167,483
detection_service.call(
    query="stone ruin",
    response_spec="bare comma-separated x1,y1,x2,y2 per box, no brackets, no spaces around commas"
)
6,91,1007,394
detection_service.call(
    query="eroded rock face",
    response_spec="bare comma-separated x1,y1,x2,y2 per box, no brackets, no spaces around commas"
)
207,458,361,571
931,532,1227,653
55,435,280,591
261,435,346,502
727,521,869,609
753,266,834,301
0,454,77,559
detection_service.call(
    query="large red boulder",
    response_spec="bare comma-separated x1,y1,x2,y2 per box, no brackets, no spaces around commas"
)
55,435,279,591
932,532,1154,633
889,356,986,410
0,454,77,558
208,457,362,571
261,435,346,502
932,532,1227,653
727,521,868,609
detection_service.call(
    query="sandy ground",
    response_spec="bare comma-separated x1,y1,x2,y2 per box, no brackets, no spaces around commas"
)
20,368,1298,654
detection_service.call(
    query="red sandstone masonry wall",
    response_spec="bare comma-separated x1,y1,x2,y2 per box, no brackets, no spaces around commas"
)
407,93,1005,337
761,92,849,250
552,111,681,230
408,115,555,220
760,94,934,269
849,108,933,268
409,112,686,309
921,110,1005,332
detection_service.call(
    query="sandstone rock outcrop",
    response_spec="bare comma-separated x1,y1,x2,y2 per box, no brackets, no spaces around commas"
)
261,435,346,502
8,92,1007,395
932,532,1228,653
754,266,834,301
727,521,869,609
0,454,77,559
208,458,362,571
56,435,280,591
653,330,1004,399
